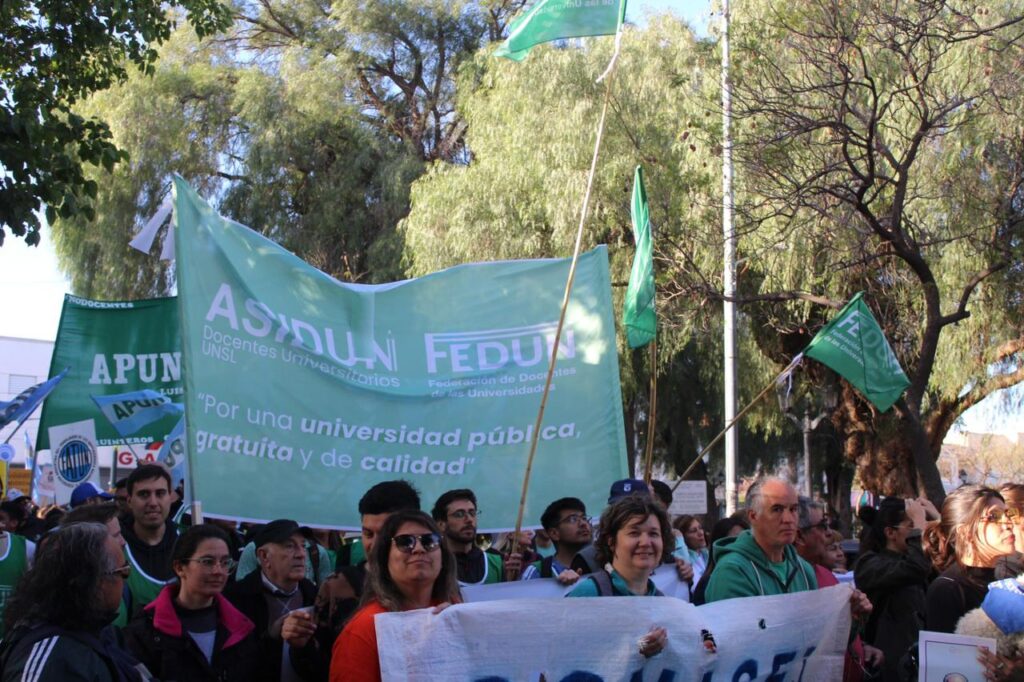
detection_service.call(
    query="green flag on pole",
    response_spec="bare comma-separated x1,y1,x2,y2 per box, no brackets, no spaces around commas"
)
623,166,655,348
803,292,910,412
494,0,627,62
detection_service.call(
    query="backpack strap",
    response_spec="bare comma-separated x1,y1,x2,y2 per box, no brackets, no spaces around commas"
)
589,570,615,597
540,556,555,579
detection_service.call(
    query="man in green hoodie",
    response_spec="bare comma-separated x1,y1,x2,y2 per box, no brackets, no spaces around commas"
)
705,477,818,602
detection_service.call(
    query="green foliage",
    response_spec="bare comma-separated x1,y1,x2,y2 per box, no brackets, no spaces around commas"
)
0,0,232,246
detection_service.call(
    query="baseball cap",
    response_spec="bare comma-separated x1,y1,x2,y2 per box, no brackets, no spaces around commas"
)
608,478,650,504
253,519,313,549
70,482,114,508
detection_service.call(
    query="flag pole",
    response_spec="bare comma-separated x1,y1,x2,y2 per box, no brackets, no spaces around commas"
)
670,355,803,493
642,338,658,485
508,29,624,576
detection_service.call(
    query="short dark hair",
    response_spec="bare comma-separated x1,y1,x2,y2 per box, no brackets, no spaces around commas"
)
0,501,26,523
62,502,119,527
431,489,477,523
540,497,587,531
650,480,673,508
594,494,674,567
172,524,231,567
126,464,172,495
114,478,128,491
358,480,421,516
4,523,118,632
362,510,461,612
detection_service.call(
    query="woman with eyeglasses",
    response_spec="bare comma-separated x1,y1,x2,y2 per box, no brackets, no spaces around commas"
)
124,524,258,681
923,485,1017,634
853,497,936,682
330,510,461,682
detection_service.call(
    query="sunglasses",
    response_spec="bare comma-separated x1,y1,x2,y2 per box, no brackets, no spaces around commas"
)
392,533,442,553
981,510,1015,525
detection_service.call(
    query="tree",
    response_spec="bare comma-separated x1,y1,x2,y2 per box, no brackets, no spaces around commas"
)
53,28,420,299
51,0,526,297
0,0,231,246
399,17,795,478
671,0,1024,500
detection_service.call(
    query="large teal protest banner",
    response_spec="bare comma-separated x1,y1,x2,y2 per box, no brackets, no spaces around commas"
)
37,296,182,450
172,177,627,529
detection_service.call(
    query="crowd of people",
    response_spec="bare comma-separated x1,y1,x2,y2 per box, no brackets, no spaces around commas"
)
0,466,1020,681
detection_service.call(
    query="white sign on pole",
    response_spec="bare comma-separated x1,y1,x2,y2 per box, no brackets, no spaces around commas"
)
46,419,100,505
668,479,709,516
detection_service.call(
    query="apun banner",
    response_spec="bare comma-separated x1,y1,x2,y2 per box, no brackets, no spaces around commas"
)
172,177,627,529
37,296,182,449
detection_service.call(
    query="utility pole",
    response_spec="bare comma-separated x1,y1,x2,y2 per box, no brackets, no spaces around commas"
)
721,0,738,515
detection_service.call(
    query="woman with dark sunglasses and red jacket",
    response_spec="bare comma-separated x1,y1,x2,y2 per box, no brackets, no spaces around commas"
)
330,510,462,682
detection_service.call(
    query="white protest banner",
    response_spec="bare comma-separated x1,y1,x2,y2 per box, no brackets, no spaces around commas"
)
46,419,101,505
462,563,690,602
377,585,851,681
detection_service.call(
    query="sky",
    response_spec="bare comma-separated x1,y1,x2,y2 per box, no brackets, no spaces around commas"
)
0,0,1018,435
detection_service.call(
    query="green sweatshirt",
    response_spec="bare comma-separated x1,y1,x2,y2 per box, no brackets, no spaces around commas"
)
704,529,817,602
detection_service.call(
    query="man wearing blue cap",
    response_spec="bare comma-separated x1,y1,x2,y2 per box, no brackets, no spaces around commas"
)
69,481,114,509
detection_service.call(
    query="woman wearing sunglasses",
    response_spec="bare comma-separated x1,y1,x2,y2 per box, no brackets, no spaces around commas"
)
124,524,258,681
923,485,1017,634
330,510,461,682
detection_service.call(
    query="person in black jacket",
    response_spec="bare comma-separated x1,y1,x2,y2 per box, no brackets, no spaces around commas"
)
854,497,936,682
0,523,143,682
923,485,1018,634
124,524,257,682
223,519,318,682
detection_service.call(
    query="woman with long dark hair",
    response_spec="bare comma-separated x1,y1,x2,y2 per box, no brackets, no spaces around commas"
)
853,497,935,681
330,510,461,682
923,485,1017,633
123,524,258,681
690,515,750,606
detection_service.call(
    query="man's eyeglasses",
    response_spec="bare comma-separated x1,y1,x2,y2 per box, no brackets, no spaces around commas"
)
558,513,591,526
392,533,442,553
184,556,237,571
106,564,132,579
448,509,479,520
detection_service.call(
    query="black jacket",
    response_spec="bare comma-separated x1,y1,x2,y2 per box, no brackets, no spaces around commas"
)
222,569,318,682
853,535,932,682
123,586,258,682
0,622,141,682
121,518,179,582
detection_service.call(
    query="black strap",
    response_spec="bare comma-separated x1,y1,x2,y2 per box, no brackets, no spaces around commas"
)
540,556,555,579
590,570,614,596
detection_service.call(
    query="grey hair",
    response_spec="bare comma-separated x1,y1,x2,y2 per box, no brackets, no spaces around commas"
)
4,522,118,632
746,477,796,514
797,496,825,529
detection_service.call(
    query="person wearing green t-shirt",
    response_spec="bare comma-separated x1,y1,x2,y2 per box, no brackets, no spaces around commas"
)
121,464,178,616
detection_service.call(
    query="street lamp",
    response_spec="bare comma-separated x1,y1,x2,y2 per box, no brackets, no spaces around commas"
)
777,380,838,497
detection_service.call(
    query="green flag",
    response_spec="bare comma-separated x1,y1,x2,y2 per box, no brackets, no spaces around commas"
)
804,292,910,412
495,0,627,62
623,166,655,348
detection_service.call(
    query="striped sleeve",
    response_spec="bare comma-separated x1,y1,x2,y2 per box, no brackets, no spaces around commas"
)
20,636,59,682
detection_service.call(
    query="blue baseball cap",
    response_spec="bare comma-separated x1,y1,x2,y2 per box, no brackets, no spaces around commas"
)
70,482,114,508
608,478,650,504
